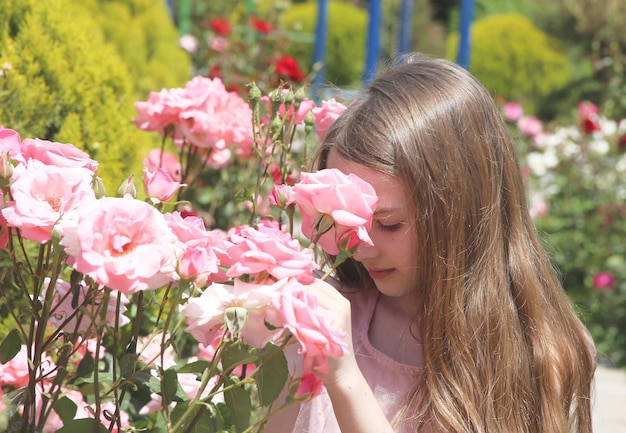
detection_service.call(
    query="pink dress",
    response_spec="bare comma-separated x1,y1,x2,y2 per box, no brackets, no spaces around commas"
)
293,286,423,433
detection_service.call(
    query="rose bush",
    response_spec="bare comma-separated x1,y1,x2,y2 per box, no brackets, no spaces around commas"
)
502,101,626,366
0,74,359,432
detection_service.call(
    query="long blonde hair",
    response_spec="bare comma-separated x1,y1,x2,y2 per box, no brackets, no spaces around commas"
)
315,53,596,433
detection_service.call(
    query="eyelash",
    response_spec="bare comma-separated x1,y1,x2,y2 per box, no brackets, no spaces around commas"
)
376,221,403,232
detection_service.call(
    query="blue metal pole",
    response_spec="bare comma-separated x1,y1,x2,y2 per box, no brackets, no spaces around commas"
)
364,0,382,84
312,0,329,100
398,0,414,55
457,0,475,70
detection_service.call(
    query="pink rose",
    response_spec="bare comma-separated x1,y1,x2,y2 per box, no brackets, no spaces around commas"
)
179,76,254,156
44,277,130,334
592,271,616,291
133,86,189,140
312,98,347,140
20,137,98,171
293,372,324,400
143,148,182,181
164,211,229,284
0,127,25,164
56,196,178,294
142,166,185,202
225,220,318,283
272,279,348,376
517,115,543,137
182,278,286,348
502,102,524,122
269,184,295,208
2,162,97,243
292,168,378,255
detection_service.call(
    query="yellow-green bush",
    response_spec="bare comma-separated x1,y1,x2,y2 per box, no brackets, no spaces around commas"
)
447,13,571,103
0,0,191,191
82,0,192,97
282,0,368,88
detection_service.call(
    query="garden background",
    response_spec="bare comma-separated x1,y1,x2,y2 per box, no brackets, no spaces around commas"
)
0,0,625,427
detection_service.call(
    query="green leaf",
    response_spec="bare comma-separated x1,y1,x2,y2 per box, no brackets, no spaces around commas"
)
119,353,138,377
56,418,108,433
52,396,78,424
177,359,212,374
171,402,216,433
162,368,178,406
0,329,22,363
75,351,94,378
221,343,259,371
256,344,289,406
224,380,251,433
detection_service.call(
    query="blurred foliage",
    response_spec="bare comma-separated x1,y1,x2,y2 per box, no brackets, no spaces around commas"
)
0,0,191,192
177,0,310,95
528,0,626,120
446,13,571,104
282,0,368,88
508,103,626,366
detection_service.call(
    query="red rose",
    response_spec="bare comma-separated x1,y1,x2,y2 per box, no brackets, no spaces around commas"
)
275,55,305,82
577,101,601,134
250,17,274,34
210,18,232,36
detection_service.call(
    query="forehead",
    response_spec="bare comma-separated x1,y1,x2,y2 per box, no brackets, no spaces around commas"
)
326,150,409,213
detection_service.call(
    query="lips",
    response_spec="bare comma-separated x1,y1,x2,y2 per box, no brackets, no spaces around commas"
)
367,268,394,279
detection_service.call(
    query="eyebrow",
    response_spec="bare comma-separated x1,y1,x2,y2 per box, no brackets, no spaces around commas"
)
373,207,404,216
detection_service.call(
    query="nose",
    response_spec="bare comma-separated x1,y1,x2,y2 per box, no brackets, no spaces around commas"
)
352,241,378,262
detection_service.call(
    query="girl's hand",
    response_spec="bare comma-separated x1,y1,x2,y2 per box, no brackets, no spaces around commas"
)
304,278,360,389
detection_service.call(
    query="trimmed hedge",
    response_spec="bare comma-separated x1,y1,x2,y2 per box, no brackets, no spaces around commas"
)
0,0,191,191
447,13,571,104
282,0,368,88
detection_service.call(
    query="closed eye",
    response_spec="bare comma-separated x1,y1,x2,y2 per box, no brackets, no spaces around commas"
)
376,221,403,232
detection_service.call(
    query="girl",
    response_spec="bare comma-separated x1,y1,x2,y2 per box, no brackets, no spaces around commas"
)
268,53,596,433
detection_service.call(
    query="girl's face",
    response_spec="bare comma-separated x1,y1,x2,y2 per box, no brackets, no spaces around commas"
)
327,151,418,302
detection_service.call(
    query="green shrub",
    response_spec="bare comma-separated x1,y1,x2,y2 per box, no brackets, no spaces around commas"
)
82,0,192,97
447,13,571,104
282,0,368,88
0,0,191,192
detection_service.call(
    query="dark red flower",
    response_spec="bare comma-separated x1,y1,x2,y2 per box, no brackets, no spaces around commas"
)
577,101,601,134
618,133,626,151
250,17,274,34
275,55,305,82
208,64,222,78
210,18,232,36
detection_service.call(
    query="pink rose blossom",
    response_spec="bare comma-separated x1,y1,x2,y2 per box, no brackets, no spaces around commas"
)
312,98,347,140
225,220,318,283
179,76,254,155
293,372,323,400
0,190,9,249
142,166,185,202
272,279,348,376
2,162,97,243
0,127,25,164
502,102,524,122
143,148,182,181
20,137,98,171
182,278,287,349
292,168,378,255
208,36,229,52
133,86,190,140
164,211,229,284
55,196,178,294
517,115,543,137
203,147,232,168
269,184,295,208
592,271,616,291
44,277,130,334
578,101,601,134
